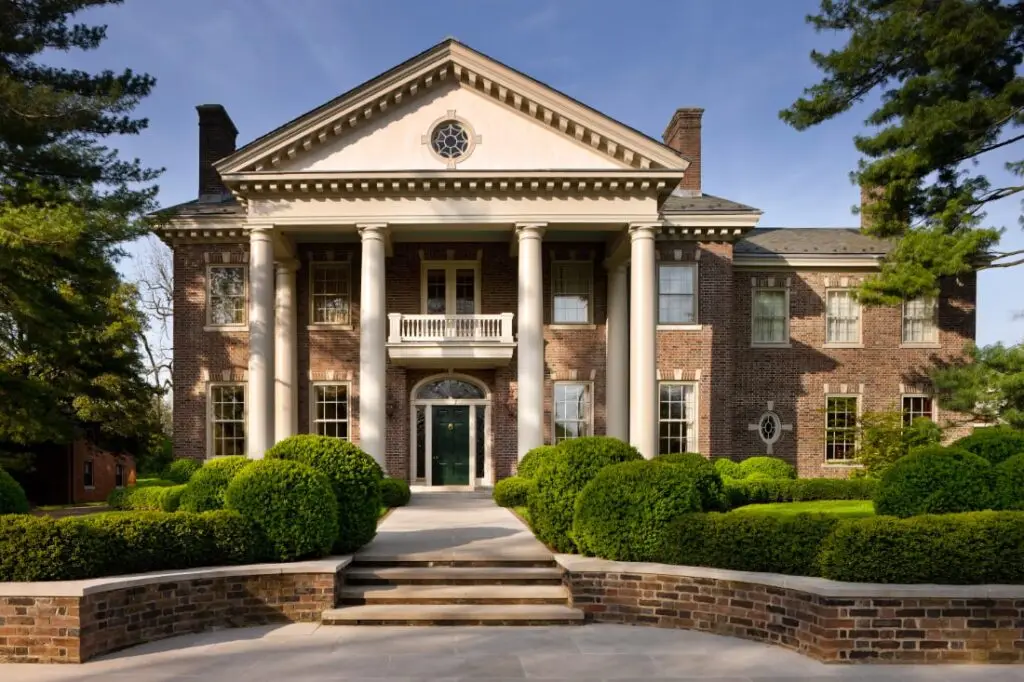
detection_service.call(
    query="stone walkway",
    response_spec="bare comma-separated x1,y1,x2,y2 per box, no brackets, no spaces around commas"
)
4,622,1022,681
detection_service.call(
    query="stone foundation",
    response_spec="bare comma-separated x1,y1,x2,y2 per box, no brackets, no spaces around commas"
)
555,556,1024,664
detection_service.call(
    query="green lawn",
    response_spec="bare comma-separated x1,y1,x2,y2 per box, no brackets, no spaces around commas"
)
729,500,875,518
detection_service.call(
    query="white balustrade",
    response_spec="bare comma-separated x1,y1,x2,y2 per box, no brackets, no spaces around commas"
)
387,313,514,344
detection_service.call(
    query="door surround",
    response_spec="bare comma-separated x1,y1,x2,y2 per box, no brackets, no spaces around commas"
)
409,373,491,490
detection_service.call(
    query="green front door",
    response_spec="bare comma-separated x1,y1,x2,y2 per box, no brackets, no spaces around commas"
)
431,406,470,485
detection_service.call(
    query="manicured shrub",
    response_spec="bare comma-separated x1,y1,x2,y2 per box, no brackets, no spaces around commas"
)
517,445,559,479
179,456,252,513
652,512,839,576
725,477,878,507
572,460,705,560
379,477,411,508
265,435,382,553
162,458,202,484
995,454,1024,510
107,484,187,512
713,457,742,479
873,446,997,517
738,456,797,480
952,426,1024,465
528,437,642,553
818,512,1024,584
0,510,268,581
134,477,176,488
0,467,29,514
653,452,727,511
225,458,338,561
493,476,535,508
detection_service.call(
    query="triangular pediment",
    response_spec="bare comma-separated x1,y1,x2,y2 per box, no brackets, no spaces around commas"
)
215,40,688,177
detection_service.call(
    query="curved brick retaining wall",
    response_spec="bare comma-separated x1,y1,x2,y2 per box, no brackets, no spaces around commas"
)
0,558,349,664
555,556,1024,664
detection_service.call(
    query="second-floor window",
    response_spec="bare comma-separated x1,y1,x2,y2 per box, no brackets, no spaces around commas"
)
553,382,592,442
825,290,861,344
903,298,938,344
752,289,788,345
311,263,351,325
552,262,592,324
658,264,697,325
208,265,246,326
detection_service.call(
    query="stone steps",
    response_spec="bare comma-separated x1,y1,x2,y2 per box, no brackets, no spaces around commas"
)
340,583,568,605
345,565,564,585
321,603,585,625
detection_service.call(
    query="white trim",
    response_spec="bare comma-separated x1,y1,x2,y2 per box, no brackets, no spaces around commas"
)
733,254,883,269
550,260,594,325
308,261,353,327
657,324,704,332
408,374,492,488
207,382,248,459
823,288,863,347
824,393,861,465
750,286,790,348
657,381,699,454
205,263,248,329
657,262,698,326
420,260,482,315
309,381,352,439
552,380,594,444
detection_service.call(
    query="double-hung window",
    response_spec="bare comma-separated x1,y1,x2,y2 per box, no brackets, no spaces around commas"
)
825,290,861,345
552,262,593,324
312,383,350,439
83,460,94,488
311,263,351,325
902,395,934,427
658,264,697,325
752,289,789,345
210,384,246,457
903,298,938,344
553,382,592,442
658,382,697,454
208,265,246,326
825,395,858,463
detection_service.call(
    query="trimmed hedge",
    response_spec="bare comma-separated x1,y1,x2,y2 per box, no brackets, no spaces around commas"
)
225,459,338,561
517,445,558,479
818,512,1024,584
162,458,202,484
738,456,797,480
654,512,840,576
572,460,705,560
0,510,269,581
528,437,642,553
0,467,29,514
107,484,187,512
952,426,1024,465
653,453,727,511
179,456,251,513
713,458,743,479
996,454,1024,510
266,435,382,553
493,476,535,508
873,446,997,517
725,477,878,508
380,477,411,508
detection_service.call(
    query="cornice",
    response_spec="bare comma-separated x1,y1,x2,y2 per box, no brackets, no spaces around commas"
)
732,254,883,269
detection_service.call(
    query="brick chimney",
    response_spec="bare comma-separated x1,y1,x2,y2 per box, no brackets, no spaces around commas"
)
662,107,704,193
196,104,238,200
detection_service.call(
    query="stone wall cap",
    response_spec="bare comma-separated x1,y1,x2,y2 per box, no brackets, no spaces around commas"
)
0,556,352,598
553,554,1024,599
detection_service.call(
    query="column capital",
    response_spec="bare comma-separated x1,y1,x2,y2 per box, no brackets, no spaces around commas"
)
515,223,547,240
628,222,661,241
357,223,389,240
275,257,300,272
248,225,273,239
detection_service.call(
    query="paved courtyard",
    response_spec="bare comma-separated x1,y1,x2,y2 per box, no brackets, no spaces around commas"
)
3,622,1024,681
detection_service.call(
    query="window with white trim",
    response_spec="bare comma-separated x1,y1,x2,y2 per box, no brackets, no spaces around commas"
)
658,264,697,325
312,383,350,439
903,298,938,344
208,265,246,326
210,384,246,457
658,382,697,454
902,395,934,427
553,382,592,442
83,460,94,488
115,463,125,488
752,289,789,345
825,395,858,463
552,262,592,324
311,263,351,325
825,289,861,344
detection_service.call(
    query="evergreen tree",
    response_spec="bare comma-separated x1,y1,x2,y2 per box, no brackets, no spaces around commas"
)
0,0,161,453
781,0,1024,304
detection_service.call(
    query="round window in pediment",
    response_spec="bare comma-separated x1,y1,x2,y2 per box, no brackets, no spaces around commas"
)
431,120,470,159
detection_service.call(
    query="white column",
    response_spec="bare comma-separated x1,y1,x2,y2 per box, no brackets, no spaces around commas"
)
629,224,658,459
274,258,298,443
516,223,546,459
606,263,629,441
358,223,388,470
247,226,275,459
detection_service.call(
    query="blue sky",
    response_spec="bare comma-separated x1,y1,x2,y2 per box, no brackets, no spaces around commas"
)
65,0,1024,345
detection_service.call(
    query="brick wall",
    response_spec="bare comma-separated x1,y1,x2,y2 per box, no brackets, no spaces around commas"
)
71,442,135,504
563,568,1024,664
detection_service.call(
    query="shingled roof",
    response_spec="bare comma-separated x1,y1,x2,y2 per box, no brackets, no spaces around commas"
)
160,195,245,218
735,228,892,256
661,191,760,214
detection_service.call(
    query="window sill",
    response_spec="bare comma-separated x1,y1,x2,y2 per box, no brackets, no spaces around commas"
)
548,324,597,331
900,342,941,349
307,324,354,331
750,342,791,349
658,324,703,332
823,343,864,349
84,486,95,491
204,325,248,333
822,462,864,468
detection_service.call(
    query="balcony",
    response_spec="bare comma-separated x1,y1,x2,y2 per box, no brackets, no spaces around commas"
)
386,313,516,368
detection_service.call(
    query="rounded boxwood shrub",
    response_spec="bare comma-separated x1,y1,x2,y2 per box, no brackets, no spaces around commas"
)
873,446,997,517
517,445,558,479
713,457,742,479
108,484,186,511
380,477,411,508
265,435,381,553
493,476,535,508
225,459,338,561
162,458,202,484
995,453,1024,510
653,452,727,511
0,467,29,514
572,460,705,560
528,436,642,553
179,456,252,513
952,426,1024,465
738,456,796,480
